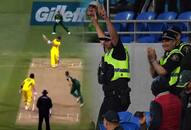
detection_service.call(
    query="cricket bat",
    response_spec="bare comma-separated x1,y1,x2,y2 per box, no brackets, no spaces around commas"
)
42,34,47,40
32,95,36,111
42,34,52,44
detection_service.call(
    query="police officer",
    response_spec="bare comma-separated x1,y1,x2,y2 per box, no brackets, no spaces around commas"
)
177,52,191,130
147,30,183,95
87,5,131,129
167,26,191,56
52,11,70,35
37,90,52,130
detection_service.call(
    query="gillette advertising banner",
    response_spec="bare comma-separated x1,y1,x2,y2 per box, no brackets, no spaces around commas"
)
30,2,86,25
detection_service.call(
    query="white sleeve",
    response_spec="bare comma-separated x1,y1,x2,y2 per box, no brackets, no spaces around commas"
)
47,40,52,44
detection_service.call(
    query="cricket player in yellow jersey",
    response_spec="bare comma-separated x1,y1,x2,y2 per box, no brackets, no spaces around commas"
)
42,34,62,68
20,73,37,110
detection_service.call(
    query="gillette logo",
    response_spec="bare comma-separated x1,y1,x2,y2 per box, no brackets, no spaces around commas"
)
31,2,86,25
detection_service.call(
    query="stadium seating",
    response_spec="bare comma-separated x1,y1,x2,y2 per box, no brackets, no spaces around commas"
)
99,111,140,130
176,11,191,42
149,11,177,42
114,11,135,43
112,11,190,43
118,111,133,123
118,111,140,128
135,12,156,43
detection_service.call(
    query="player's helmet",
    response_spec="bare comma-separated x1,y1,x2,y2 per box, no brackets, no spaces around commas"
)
57,36,61,40
29,73,35,78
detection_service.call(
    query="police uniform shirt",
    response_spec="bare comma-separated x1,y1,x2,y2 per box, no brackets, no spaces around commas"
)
177,41,191,56
181,53,191,70
161,52,183,77
111,38,126,60
103,38,130,91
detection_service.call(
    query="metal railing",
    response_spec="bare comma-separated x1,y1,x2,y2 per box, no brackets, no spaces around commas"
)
83,19,191,43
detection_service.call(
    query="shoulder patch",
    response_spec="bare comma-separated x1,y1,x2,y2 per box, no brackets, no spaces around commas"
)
182,45,191,54
170,54,180,62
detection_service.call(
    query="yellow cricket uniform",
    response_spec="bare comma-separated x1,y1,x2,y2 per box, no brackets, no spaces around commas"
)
22,77,35,108
50,39,61,67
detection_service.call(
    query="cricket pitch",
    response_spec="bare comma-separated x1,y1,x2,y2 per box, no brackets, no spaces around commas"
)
16,58,83,124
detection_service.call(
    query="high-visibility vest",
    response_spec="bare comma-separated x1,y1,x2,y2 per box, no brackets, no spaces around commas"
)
104,46,130,81
159,49,182,86
178,42,191,55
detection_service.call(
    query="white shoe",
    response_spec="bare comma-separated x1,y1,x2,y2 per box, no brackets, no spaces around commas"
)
80,103,84,108
68,32,71,35
52,32,56,35
76,97,80,103
51,64,58,68
25,105,29,110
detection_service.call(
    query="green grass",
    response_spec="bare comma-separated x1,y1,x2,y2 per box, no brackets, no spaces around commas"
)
0,0,94,130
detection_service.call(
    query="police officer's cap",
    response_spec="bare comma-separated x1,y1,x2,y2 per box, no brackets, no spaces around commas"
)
168,25,181,34
57,36,61,40
42,89,48,95
162,30,176,40
102,111,120,123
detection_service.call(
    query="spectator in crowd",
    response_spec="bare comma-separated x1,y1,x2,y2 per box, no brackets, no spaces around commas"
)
103,111,123,130
177,52,191,130
52,11,70,35
134,111,148,130
37,90,52,130
147,30,183,95
87,5,131,130
149,76,182,130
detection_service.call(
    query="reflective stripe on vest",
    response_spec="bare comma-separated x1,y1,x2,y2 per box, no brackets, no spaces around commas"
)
179,42,191,55
104,46,130,81
159,49,182,86
179,43,186,52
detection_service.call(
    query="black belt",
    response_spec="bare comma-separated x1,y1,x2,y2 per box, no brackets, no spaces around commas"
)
104,88,130,97
104,90,119,97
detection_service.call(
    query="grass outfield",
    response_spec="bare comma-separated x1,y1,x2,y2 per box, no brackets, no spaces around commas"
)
0,0,94,130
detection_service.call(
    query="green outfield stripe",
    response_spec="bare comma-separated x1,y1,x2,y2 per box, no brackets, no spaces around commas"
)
0,1,92,128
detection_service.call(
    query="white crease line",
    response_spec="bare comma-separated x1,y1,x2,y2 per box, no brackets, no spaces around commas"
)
67,113,69,119
67,62,82,68
17,113,79,122
76,113,79,122
29,113,31,118
18,112,22,120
